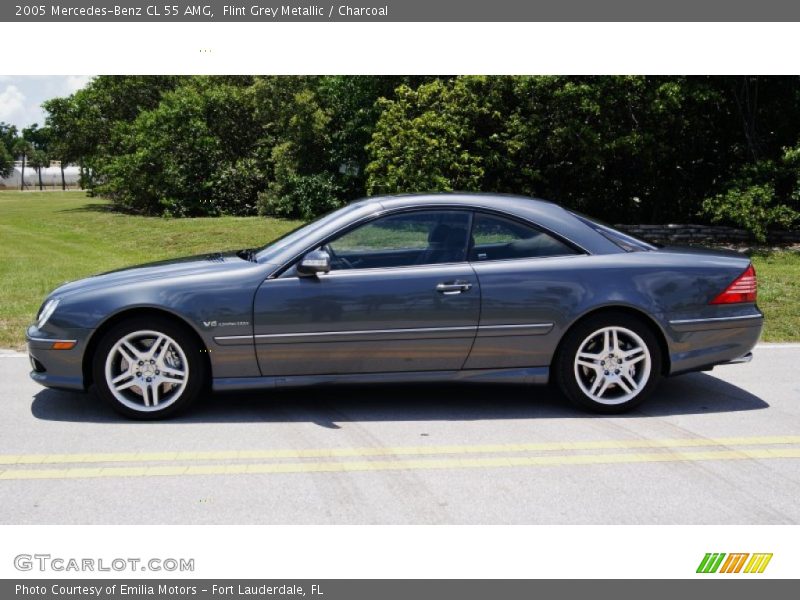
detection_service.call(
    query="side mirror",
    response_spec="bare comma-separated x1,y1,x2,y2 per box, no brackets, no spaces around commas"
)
297,250,331,276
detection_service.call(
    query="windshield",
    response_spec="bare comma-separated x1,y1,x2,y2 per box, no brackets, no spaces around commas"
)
255,200,374,262
570,211,658,252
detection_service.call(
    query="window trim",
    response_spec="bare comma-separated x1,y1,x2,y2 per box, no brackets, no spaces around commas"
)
272,204,589,278
274,206,475,278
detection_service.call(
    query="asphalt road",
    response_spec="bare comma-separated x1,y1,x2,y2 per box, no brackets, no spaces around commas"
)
1,345,799,525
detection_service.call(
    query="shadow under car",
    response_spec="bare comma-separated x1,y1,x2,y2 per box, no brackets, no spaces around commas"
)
30,371,769,426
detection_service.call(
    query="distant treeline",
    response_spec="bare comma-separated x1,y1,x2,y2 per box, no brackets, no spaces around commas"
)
4,75,799,240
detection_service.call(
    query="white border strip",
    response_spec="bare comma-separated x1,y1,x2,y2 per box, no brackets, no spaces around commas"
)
0,525,796,579
3,23,800,75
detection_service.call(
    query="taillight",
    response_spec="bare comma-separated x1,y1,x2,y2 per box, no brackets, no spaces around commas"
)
710,264,757,305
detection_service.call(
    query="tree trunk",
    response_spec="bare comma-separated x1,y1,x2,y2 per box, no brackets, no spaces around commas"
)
61,164,66,191
38,167,43,191
19,156,25,191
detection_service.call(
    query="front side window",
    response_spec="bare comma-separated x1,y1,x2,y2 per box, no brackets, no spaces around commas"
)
256,200,372,263
469,213,579,261
324,210,471,270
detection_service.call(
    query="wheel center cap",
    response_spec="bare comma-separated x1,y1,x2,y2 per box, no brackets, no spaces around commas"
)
142,364,156,376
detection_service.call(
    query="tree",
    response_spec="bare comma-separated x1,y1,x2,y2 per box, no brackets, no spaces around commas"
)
33,74,800,227
254,76,419,219
0,122,17,157
366,78,497,196
0,142,13,179
0,123,16,178
98,77,263,215
12,139,32,190
253,77,342,219
42,97,82,189
40,76,180,193
27,149,49,191
22,124,53,189
21,123,50,150
702,144,800,240
318,76,432,200
366,75,800,225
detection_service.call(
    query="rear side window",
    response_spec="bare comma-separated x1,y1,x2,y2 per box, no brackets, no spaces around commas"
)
571,212,657,252
469,213,579,261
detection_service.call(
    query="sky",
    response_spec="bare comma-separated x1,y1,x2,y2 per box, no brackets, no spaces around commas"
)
0,76,92,131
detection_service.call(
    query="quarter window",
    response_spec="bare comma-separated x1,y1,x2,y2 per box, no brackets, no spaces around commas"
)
469,213,579,261
324,211,471,270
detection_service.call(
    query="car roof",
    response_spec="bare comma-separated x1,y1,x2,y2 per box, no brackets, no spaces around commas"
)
260,193,623,268
368,193,622,253
359,192,560,212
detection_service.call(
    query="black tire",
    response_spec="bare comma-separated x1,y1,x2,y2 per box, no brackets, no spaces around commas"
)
554,311,663,414
92,315,206,420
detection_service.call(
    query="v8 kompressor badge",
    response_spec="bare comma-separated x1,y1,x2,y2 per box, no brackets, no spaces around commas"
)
202,320,249,328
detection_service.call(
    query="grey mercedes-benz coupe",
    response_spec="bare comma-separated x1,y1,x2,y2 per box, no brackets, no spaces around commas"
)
27,193,762,419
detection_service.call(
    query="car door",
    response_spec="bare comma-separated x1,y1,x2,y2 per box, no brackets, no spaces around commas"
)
463,211,586,370
252,209,480,376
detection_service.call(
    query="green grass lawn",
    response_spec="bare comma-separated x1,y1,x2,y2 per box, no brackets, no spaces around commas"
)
750,249,800,342
0,192,302,350
0,191,798,350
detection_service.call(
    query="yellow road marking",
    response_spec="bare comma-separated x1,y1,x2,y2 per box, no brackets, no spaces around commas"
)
1,435,800,466
1,448,799,481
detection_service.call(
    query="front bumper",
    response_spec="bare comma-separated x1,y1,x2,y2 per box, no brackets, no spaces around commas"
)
26,325,89,391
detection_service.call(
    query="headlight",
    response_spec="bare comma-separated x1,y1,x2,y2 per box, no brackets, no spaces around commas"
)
37,298,60,329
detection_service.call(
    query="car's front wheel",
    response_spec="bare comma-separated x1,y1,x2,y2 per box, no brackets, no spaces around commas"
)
555,312,662,413
92,316,205,419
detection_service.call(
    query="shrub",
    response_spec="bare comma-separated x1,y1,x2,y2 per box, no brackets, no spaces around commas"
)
702,183,799,242
702,145,800,242
96,79,261,216
365,80,487,196
207,158,267,216
258,172,343,220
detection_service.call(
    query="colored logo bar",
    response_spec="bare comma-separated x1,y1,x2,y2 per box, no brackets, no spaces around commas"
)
697,553,773,574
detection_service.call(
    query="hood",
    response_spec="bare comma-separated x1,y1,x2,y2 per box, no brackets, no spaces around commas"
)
49,251,254,298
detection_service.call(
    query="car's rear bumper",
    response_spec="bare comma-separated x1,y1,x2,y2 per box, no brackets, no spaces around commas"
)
719,351,753,365
26,325,88,392
666,312,763,375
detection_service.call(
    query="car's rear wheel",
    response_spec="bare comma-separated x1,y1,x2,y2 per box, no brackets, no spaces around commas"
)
92,316,205,419
555,312,662,413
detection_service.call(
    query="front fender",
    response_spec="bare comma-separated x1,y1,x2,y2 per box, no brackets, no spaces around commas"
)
48,268,267,379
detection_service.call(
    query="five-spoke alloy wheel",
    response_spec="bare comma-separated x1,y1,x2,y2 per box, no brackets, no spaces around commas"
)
93,316,205,419
555,312,662,413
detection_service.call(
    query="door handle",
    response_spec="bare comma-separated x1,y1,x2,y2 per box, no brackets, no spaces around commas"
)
436,281,473,295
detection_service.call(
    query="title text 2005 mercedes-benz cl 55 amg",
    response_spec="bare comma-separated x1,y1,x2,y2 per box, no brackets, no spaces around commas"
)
27,194,763,419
